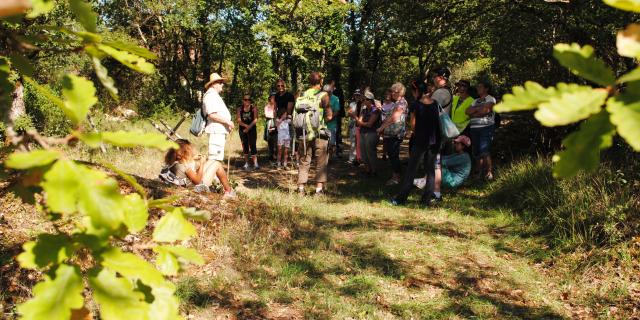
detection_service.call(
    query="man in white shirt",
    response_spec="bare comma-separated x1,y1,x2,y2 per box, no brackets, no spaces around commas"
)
203,73,234,162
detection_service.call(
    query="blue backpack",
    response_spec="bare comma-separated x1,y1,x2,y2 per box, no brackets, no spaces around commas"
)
190,92,209,136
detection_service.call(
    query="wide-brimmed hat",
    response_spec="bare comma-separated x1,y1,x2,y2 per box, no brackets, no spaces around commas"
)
205,73,226,88
454,135,471,147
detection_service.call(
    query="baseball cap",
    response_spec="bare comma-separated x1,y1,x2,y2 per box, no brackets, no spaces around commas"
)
454,135,471,147
433,67,451,80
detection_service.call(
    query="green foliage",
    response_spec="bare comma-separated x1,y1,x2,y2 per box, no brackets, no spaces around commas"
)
552,43,616,87
1,2,203,319
17,234,72,269
604,0,640,12
495,1,640,178
89,268,150,320
606,87,640,150
535,87,608,127
153,208,197,243
16,264,84,320
5,149,60,169
552,110,616,178
26,0,56,18
68,0,97,32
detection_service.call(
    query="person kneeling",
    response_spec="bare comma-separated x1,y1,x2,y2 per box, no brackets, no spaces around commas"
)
165,139,236,199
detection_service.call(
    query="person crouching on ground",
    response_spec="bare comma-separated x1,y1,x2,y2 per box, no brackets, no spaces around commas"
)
414,135,471,190
165,139,235,198
237,94,259,170
356,90,381,176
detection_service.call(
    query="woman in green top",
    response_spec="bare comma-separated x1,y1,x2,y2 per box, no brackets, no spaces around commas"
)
451,80,475,133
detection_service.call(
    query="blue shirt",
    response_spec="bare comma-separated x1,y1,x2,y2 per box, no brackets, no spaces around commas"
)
442,153,471,188
326,94,341,130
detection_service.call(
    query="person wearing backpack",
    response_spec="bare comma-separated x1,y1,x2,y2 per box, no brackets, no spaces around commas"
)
466,80,497,180
203,73,234,163
294,72,334,195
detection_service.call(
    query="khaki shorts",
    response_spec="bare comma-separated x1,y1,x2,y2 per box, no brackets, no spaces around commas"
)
208,133,227,161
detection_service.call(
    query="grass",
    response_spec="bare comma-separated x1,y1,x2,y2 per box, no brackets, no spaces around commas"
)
2,115,639,319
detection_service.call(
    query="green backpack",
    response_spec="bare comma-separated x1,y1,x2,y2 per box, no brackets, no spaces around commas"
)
292,89,327,141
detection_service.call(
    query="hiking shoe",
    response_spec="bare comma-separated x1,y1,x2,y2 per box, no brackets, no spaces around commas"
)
314,189,325,197
242,163,250,171
223,190,237,199
254,164,260,170
389,198,404,206
432,195,443,203
485,172,494,181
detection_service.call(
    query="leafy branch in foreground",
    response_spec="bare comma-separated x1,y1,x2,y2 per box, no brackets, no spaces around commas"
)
1,1,205,319
495,0,640,178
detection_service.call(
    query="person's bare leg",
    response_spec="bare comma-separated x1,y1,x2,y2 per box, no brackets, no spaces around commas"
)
252,155,258,167
434,167,442,193
277,145,283,164
283,147,289,166
485,155,493,177
216,166,232,193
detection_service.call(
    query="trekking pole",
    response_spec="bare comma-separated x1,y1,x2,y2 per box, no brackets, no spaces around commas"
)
226,130,232,177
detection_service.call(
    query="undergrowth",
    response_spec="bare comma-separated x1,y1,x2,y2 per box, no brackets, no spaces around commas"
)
488,157,640,249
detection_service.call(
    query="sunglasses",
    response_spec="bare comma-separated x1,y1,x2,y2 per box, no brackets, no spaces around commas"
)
243,98,251,101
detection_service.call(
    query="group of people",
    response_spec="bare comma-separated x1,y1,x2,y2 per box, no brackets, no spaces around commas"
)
162,67,499,205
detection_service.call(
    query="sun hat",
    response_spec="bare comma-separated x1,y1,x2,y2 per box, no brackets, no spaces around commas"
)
205,73,226,88
454,135,471,147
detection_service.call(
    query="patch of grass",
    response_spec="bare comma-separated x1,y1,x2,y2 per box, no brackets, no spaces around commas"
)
175,276,212,307
340,275,378,297
488,157,640,248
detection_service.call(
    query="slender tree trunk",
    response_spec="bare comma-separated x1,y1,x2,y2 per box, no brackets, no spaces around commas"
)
290,56,298,93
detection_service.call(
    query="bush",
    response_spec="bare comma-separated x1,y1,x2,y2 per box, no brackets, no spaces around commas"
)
488,158,640,248
24,81,71,137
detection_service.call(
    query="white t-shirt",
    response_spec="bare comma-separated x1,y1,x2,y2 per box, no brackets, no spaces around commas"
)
203,88,231,134
469,95,497,128
277,119,290,139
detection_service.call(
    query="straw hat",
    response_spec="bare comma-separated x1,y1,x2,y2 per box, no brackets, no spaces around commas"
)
205,73,226,88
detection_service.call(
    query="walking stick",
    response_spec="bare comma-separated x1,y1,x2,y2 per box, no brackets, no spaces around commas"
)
226,130,232,177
